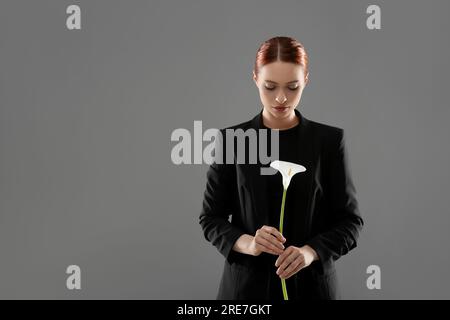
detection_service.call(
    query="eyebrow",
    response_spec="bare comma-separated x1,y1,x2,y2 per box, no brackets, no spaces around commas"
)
265,80,299,84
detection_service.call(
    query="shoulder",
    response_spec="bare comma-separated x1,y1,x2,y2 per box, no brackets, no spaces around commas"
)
222,119,253,132
210,118,254,161
306,118,345,151
215,118,254,142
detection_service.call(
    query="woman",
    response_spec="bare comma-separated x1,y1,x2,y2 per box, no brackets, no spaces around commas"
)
199,36,364,300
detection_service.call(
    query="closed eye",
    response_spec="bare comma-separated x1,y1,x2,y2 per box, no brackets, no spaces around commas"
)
264,86,298,91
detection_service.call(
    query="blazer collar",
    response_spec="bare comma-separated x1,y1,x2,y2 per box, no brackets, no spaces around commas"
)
250,108,309,132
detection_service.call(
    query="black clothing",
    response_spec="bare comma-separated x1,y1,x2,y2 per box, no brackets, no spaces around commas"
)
199,108,364,300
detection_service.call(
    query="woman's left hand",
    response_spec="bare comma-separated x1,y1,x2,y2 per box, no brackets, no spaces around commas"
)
275,245,319,279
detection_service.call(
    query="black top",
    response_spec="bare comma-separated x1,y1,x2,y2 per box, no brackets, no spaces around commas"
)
261,115,303,299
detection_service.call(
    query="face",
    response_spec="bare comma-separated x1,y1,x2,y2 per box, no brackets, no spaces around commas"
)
253,61,309,121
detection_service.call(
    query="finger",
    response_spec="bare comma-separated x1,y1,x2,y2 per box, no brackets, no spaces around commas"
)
256,242,281,256
275,246,293,267
255,242,277,255
277,252,298,275
255,237,284,255
259,230,284,254
262,225,286,243
279,257,303,279
256,236,283,254
260,230,285,250
278,251,302,273
281,260,306,280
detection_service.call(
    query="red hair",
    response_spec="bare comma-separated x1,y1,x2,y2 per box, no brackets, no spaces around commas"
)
254,36,309,81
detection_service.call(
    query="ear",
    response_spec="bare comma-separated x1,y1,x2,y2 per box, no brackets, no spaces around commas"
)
305,72,309,85
252,71,258,85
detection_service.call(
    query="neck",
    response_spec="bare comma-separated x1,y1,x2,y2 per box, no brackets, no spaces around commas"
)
262,109,299,130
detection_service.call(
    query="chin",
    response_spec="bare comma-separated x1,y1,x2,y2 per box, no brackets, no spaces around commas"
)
271,107,292,117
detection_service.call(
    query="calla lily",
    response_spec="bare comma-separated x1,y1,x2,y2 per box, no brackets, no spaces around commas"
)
269,160,307,300
270,160,306,190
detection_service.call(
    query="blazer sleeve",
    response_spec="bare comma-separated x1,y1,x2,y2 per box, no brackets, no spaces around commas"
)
198,129,246,263
305,128,364,274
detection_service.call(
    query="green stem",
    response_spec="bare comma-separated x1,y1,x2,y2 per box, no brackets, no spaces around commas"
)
279,188,288,300
279,188,287,234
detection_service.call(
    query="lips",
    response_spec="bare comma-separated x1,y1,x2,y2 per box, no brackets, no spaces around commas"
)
273,106,288,112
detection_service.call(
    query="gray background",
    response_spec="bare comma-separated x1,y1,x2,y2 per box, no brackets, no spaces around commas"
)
1,0,449,299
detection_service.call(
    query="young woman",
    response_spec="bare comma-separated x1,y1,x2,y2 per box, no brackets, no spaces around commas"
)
199,36,364,300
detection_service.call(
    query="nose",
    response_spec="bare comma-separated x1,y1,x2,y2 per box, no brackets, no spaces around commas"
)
276,95,287,104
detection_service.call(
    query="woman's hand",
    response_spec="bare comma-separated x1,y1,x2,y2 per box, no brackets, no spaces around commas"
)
249,225,286,256
274,245,318,279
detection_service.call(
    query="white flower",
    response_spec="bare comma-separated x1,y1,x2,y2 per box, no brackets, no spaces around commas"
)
270,160,306,190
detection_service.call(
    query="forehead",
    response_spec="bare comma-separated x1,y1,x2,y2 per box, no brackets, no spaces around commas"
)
259,61,305,83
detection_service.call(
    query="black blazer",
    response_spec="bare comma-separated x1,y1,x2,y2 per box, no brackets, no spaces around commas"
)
199,109,364,300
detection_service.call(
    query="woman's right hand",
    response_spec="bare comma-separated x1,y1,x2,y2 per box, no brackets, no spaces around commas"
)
249,225,286,256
